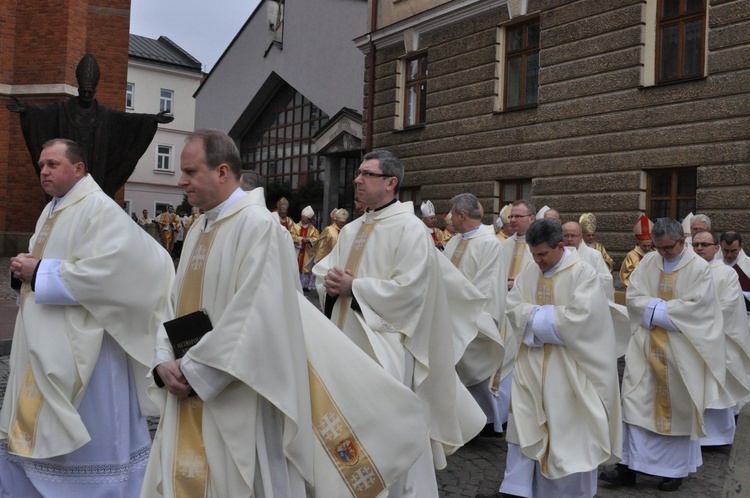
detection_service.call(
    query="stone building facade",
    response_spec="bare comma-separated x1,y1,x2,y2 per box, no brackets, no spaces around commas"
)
0,0,132,255
358,0,750,263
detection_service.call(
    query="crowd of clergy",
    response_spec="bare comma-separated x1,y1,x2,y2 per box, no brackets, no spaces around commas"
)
2,135,749,498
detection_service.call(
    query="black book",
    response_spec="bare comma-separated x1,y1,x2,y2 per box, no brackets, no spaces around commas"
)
163,309,213,359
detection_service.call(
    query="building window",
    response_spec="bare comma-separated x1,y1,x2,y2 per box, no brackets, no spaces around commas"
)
156,145,173,172
494,179,532,213
155,203,170,216
160,89,174,114
656,0,706,83
647,168,697,221
126,83,134,109
240,86,329,189
403,53,428,127
399,186,422,215
504,19,540,110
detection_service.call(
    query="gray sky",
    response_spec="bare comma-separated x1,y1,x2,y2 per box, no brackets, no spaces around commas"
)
129,0,262,73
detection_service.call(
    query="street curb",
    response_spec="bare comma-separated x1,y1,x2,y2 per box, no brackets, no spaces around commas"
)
723,403,750,496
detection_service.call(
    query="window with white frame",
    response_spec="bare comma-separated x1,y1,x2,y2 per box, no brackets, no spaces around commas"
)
395,52,428,129
160,89,174,114
156,145,173,172
126,83,134,109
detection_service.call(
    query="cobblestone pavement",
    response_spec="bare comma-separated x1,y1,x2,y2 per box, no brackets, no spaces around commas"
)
0,258,729,496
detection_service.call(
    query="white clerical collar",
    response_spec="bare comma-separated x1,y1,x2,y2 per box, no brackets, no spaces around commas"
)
516,234,526,243
51,176,87,215
461,225,482,239
543,247,571,278
662,245,687,274
725,259,738,267
204,187,245,224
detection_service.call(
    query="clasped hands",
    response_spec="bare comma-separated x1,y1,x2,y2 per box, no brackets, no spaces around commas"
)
9,253,39,283
323,267,353,297
156,359,193,398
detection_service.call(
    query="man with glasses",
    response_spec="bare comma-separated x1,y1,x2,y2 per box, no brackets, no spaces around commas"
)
601,218,725,492
315,150,487,497
493,200,538,438
692,231,750,447
721,232,750,312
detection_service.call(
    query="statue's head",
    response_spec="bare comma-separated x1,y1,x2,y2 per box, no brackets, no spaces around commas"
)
76,54,100,104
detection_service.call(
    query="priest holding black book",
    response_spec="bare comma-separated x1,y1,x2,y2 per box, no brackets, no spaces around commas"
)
143,130,429,498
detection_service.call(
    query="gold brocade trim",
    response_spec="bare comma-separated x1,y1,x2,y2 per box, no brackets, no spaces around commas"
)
308,364,385,498
21,213,59,303
535,274,556,476
10,212,60,455
173,397,209,498
509,241,527,280
7,365,44,456
170,229,218,496
650,271,677,434
449,239,470,268
177,230,218,317
336,221,380,329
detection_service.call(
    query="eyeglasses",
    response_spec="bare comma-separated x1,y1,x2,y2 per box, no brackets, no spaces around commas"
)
508,214,533,219
654,239,681,251
563,233,582,239
357,171,393,179
692,242,717,248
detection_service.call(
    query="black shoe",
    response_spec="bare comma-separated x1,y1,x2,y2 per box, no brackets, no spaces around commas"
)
475,493,522,498
599,464,636,486
657,477,683,492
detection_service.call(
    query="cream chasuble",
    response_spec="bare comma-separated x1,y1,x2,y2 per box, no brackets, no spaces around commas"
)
443,225,506,387
707,260,750,410
145,190,429,498
505,250,622,479
576,241,631,357
497,234,535,384
313,201,486,470
623,250,725,438
0,174,173,459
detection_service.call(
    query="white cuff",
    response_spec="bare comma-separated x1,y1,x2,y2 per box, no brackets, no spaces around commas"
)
181,356,234,402
643,298,661,329
523,305,564,347
652,300,678,331
34,259,79,305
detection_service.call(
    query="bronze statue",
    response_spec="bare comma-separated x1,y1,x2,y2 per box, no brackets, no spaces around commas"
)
7,54,174,197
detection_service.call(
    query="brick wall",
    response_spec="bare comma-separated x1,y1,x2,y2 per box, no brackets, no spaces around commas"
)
0,0,131,254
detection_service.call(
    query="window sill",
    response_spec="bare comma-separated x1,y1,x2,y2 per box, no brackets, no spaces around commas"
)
394,124,426,133
494,103,538,115
638,75,707,90
153,170,175,175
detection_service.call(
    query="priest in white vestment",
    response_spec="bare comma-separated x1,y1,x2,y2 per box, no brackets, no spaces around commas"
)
314,150,487,497
482,219,621,498
562,221,631,356
144,133,429,498
443,194,506,434
1,139,174,497
601,218,725,493
495,200,537,433
692,231,750,445
721,231,750,314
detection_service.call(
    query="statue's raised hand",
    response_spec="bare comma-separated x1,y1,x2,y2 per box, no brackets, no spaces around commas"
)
155,110,174,124
6,96,28,113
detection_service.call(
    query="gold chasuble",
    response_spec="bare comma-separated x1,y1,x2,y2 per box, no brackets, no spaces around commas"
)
171,229,218,498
